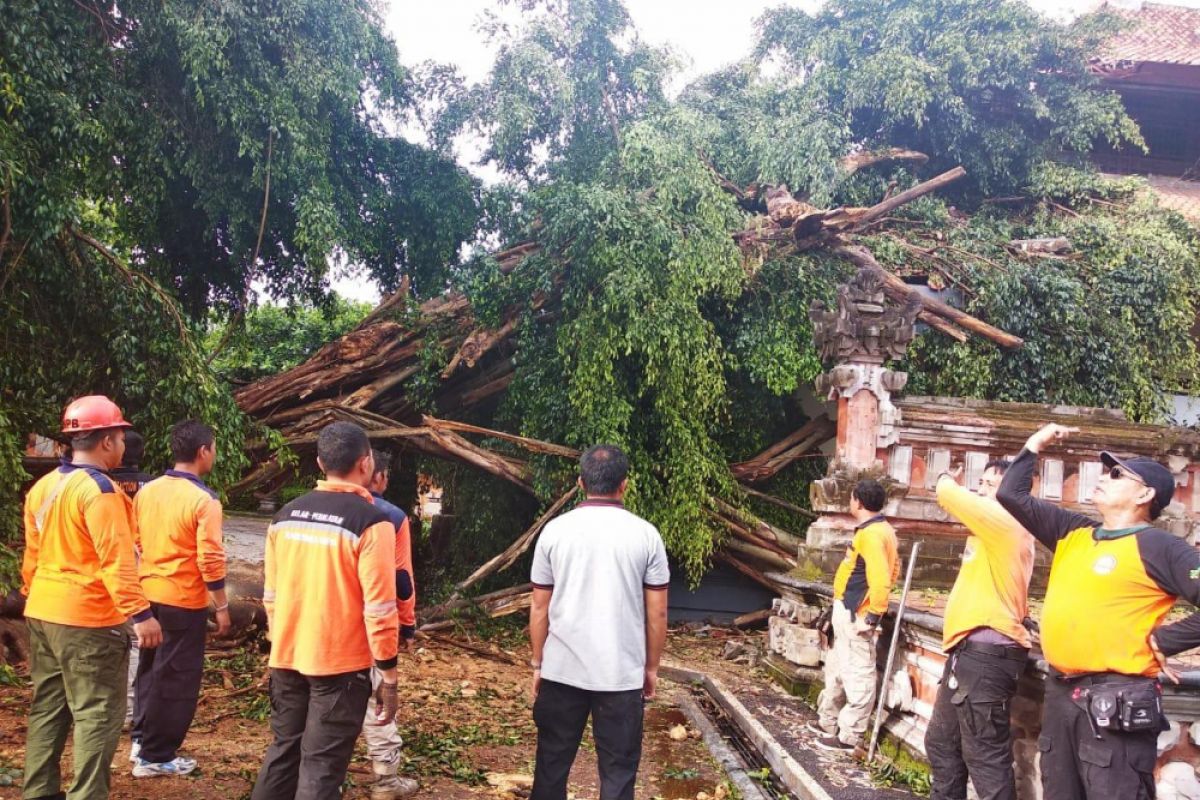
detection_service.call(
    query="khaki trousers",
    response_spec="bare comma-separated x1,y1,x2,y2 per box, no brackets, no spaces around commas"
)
816,600,878,746
362,666,404,770
23,619,130,800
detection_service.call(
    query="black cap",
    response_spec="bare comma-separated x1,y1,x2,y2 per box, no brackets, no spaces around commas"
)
1100,451,1176,519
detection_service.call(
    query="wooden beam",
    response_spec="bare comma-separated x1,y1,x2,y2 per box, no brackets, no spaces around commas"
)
422,416,581,459
852,166,967,230
835,244,1024,349
737,484,817,520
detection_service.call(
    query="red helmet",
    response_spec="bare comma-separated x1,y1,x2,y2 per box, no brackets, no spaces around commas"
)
61,395,133,434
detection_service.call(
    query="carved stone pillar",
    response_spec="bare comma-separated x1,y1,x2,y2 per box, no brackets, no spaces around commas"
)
804,267,920,551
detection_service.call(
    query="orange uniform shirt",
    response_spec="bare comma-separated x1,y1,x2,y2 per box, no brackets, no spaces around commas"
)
371,492,417,638
264,480,399,676
21,463,151,627
394,516,417,637
832,516,899,620
998,448,1200,676
936,477,1035,651
134,470,227,610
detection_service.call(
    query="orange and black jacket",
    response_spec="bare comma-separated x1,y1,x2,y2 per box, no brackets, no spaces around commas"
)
264,480,398,676
832,515,900,624
997,448,1200,677
21,462,152,627
372,492,416,641
134,470,227,610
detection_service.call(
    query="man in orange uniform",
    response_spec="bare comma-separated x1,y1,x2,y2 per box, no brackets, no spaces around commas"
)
813,478,899,752
252,422,400,800
361,450,419,799
926,460,1035,800
998,423,1200,800
21,395,163,800
130,420,230,777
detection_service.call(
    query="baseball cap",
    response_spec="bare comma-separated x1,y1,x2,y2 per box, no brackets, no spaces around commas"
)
1100,451,1175,519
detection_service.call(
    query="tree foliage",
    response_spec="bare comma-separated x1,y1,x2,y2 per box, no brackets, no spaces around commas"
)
207,297,373,385
420,0,1194,580
432,0,671,184
903,166,1200,420
684,0,1142,203
0,0,477,579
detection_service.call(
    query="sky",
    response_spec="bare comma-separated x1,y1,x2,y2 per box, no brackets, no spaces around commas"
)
382,0,1200,89
328,0,1200,302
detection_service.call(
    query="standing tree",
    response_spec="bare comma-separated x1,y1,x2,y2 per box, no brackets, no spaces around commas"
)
0,0,479,584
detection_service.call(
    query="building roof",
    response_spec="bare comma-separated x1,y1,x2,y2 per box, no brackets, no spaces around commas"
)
1096,2,1200,67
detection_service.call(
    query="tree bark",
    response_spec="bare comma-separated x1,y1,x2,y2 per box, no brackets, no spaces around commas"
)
851,166,967,230
730,416,835,482
449,486,578,597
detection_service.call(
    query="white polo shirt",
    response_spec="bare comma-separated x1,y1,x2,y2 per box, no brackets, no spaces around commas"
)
531,498,670,691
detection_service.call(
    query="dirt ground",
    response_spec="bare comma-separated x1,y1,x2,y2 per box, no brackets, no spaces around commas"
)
0,623,753,800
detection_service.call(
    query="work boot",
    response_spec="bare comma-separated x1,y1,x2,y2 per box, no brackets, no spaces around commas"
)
813,736,855,753
371,760,419,799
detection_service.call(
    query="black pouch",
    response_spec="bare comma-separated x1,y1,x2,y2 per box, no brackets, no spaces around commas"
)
814,604,833,638
1088,689,1120,730
1118,683,1163,732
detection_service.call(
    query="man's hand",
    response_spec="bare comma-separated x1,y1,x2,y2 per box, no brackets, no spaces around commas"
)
937,464,964,485
400,636,415,654
643,668,658,701
371,680,399,726
213,607,231,638
530,668,542,704
852,617,876,637
1150,632,1180,684
1025,423,1079,454
133,617,163,649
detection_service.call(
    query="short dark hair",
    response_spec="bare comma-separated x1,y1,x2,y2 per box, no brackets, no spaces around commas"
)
170,420,215,462
580,444,630,496
852,479,886,512
984,458,1012,474
122,430,145,468
318,422,371,476
71,429,118,452
372,449,392,477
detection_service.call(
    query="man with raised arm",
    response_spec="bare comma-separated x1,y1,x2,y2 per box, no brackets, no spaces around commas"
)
926,460,1035,800
997,423,1200,800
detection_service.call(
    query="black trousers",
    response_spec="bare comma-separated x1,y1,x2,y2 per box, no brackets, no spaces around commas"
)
132,602,209,763
1039,676,1158,800
251,668,372,800
925,644,1025,800
531,679,644,800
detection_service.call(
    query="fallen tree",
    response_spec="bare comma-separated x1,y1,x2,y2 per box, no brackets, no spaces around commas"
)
226,162,1023,586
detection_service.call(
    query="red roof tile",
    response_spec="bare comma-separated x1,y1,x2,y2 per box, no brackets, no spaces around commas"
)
1096,2,1200,67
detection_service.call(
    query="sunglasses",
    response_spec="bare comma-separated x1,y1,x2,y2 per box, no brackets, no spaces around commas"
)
1108,466,1146,486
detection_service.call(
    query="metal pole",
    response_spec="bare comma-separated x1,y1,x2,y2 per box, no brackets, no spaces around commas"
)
867,540,921,764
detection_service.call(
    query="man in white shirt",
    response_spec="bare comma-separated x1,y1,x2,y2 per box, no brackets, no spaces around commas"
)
529,444,670,800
